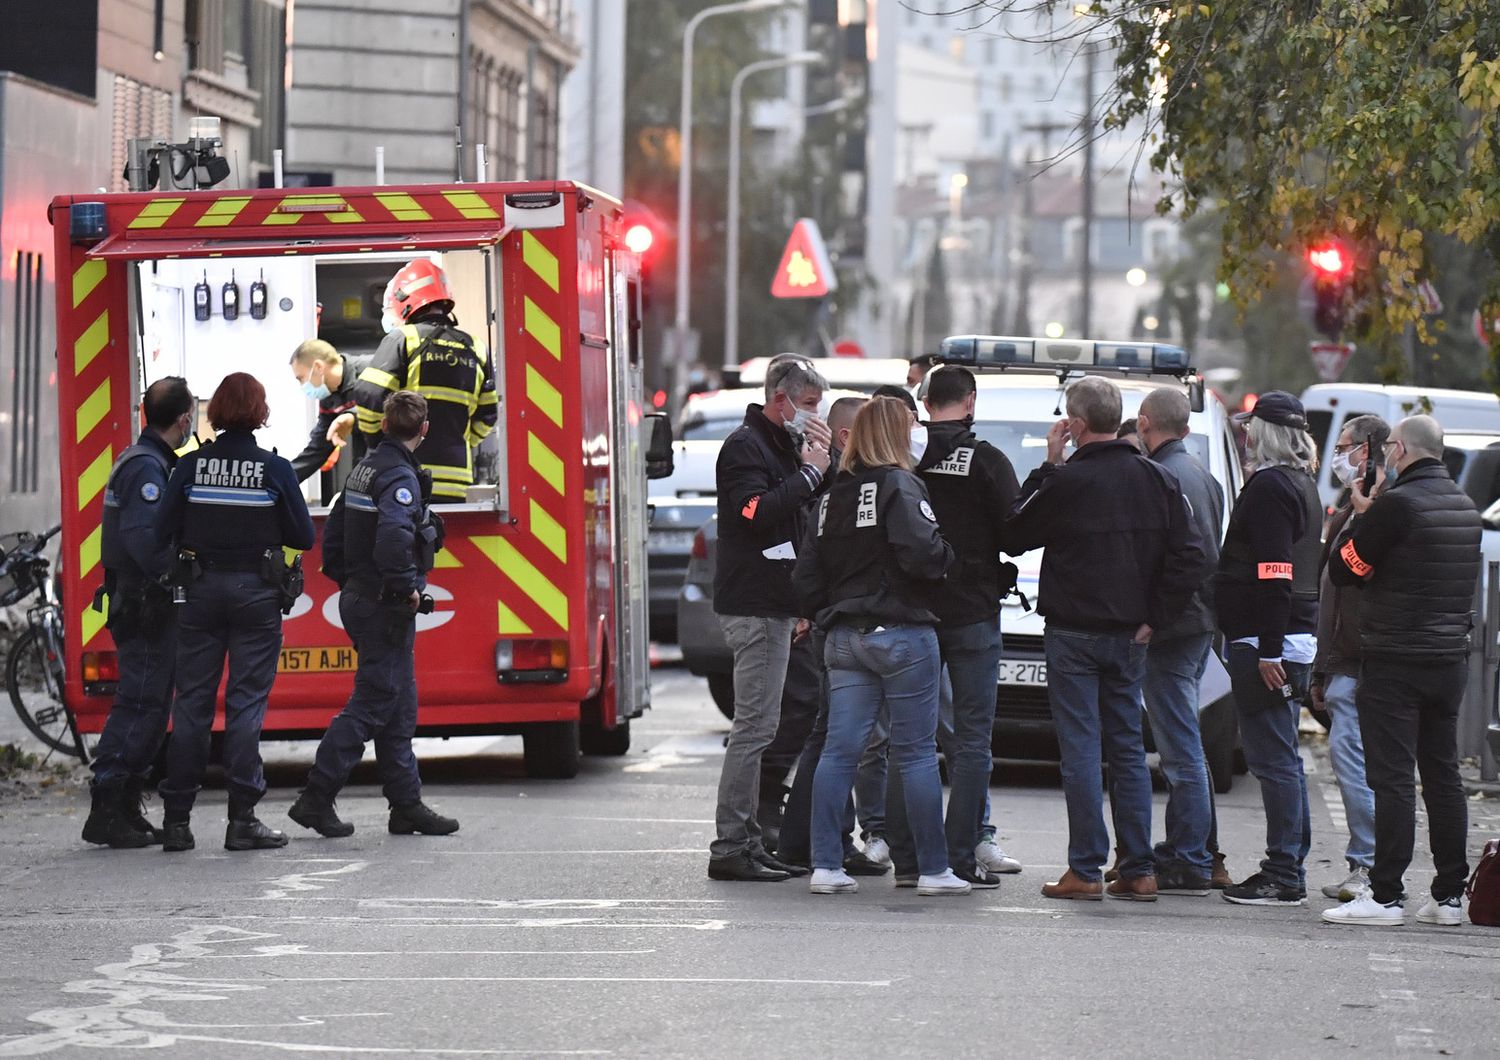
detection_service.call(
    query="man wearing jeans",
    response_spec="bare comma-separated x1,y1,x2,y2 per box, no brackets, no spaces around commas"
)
1323,415,1481,927
709,358,829,882
1310,415,1387,902
1004,377,1206,902
1135,387,1226,895
886,367,1020,888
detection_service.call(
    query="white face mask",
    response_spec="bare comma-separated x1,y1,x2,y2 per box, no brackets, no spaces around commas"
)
1332,449,1360,487
909,424,928,461
786,407,814,435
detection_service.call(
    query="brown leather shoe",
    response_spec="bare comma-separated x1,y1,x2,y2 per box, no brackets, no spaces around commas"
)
1107,874,1159,901
1104,848,1123,883
1041,869,1103,901
1210,852,1231,890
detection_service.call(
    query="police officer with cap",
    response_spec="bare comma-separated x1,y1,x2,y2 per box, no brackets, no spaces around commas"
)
154,371,316,852
82,377,195,848
290,390,457,838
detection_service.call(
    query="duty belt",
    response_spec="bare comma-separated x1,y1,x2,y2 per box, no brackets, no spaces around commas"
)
197,555,264,573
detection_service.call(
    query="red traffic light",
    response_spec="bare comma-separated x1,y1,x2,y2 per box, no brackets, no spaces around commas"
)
624,223,655,255
1307,243,1349,277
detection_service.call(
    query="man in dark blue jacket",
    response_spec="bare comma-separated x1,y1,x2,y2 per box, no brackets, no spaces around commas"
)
82,377,195,848
1004,376,1207,902
291,390,457,839
709,357,830,882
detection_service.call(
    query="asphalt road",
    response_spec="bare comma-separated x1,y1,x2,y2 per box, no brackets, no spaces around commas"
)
2,665,1498,1058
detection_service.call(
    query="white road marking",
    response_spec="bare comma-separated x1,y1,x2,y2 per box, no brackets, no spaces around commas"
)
215,976,890,987
220,915,729,931
195,948,658,958
259,861,369,901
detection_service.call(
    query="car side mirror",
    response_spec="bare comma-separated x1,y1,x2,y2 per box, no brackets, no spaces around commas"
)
645,412,674,480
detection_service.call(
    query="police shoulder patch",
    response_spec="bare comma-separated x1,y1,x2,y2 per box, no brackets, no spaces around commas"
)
394,486,415,506
140,482,161,503
919,500,937,522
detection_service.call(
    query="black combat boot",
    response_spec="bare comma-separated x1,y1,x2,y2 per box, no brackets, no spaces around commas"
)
161,809,195,853
121,778,163,844
388,800,459,836
288,787,355,838
225,803,289,851
81,782,152,849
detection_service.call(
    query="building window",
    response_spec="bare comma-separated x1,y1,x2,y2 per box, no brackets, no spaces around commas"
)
8,252,44,495
531,89,557,179
469,50,524,180
1000,74,1012,102
109,75,175,193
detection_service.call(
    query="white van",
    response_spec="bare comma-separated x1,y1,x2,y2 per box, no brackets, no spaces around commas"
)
1300,384,1500,508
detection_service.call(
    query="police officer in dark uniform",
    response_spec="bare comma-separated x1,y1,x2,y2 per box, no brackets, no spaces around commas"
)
153,371,316,852
288,390,458,838
793,397,966,896
82,377,196,848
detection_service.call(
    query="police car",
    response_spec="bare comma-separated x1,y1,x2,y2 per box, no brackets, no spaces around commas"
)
937,335,1246,791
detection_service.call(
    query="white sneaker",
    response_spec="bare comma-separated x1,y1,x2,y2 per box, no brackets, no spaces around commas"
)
975,837,1022,874
1320,866,1371,902
916,869,972,896
1320,893,1405,927
1415,894,1463,926
809,868,858,895
863,836,892,867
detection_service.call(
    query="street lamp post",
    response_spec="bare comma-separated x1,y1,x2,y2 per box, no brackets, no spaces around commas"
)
673,0,800,407
725,51,821,368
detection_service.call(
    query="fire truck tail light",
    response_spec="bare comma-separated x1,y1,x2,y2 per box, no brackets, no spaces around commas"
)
82,651,120,684
494,639,568,682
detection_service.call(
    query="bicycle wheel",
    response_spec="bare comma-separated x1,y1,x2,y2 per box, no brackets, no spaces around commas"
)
6,626,79,757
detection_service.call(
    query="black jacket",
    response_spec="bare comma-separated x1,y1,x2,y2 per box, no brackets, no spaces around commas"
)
291,352,372,483
1149,437,1225,640
1315,504,1362,678
1330,458,1482,658
793,465,954,629
1004,439,1207,632
1214,466,1321,658
713,404,823,617
915,419,1020,626
324,440,438,599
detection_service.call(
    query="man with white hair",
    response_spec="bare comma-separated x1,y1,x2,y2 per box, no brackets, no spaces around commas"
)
1323,414,1482,927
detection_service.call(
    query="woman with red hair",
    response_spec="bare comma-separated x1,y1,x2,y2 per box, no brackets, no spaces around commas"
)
153,371,315,853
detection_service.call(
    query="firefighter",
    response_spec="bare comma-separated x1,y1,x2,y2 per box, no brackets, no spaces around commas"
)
153,372,316,853
288,338,372,487
289,390,459,839
352,259,498,502
82,377,196,849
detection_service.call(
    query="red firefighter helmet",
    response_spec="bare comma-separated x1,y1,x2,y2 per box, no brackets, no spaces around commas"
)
384,258,455,323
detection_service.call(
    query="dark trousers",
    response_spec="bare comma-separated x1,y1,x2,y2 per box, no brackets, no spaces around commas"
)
91,621,176,788
1357,656,1470,904
777,631,857,865
761,634,821,790
160,571,282,815
307,590,422,805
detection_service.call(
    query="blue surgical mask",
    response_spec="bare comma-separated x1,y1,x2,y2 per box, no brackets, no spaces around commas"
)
302,374,331,401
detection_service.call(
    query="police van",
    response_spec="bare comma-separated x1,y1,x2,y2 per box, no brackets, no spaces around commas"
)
937,335,1246,792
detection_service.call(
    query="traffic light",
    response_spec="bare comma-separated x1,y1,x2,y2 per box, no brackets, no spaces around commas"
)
1306,241,1353,339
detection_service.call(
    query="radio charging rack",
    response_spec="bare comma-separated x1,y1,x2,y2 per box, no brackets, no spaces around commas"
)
933,335,1206,413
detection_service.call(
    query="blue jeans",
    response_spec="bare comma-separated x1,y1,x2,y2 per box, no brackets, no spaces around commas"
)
1141,633,1215,873
938,619,1002,873
1325,673,1376,871
307,590,422,805
1045,626,1153,882
91,620,176,788
1228,644,1311,890
160,571,283,815
813,623,946,875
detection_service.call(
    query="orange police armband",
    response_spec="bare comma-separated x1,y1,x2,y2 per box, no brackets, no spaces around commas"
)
1257,562,1294,580
741,496,760,521
1339,539,1372,578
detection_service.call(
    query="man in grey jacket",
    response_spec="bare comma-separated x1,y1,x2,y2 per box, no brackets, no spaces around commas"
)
1135,387,1226,894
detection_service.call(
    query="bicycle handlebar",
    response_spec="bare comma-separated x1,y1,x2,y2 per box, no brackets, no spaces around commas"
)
39,525,61,545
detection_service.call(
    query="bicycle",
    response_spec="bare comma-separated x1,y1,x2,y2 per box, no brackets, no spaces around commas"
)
2,525,86,759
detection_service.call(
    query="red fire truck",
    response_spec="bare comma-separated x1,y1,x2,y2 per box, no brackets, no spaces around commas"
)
47,180,669,777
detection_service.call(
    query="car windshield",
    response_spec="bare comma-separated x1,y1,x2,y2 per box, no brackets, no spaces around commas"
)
681,417,741,442
972,420,1210,480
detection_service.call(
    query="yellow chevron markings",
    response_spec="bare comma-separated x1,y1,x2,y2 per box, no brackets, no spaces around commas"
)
432,547,463,569
128,198,185,229
529,499,567,563
76,378,111,441
471,535,568,631
524,297,561,360
195,196,253,226
79,447,112,509
262,195,366,225
522,231,560,292
72,260,106,307
526,364,563,427
498,601,533,635
375,192,431,221
79,525,102,577
81,598,108,646
75,311,109,373
528,432,564,496
443,191,499,220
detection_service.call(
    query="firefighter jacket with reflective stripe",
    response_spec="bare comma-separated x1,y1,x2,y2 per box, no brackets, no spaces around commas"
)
102,431,177,585
353,318,498,501
154,429,316,564
1329,459,1482,658
915,419,1020,626
324,440,436,599
793,465,954,630
291,352,372,483
1214,465,1321,658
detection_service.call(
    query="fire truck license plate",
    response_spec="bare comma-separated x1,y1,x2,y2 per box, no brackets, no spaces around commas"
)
278,646,357,673
996,660,1047,686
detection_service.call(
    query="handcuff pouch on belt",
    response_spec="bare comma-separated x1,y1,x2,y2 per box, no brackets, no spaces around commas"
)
95,569,174,638
259,548,304,615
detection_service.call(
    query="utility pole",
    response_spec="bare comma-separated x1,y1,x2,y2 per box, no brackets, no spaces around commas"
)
1080,42,1096,337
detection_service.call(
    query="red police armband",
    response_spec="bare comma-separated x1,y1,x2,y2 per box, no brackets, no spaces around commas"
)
741,496,760,521
1257,562,1293,580
1339,539,1372,578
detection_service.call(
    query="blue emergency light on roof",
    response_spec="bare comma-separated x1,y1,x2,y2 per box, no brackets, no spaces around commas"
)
936,335,1193,376
70,202,107,245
